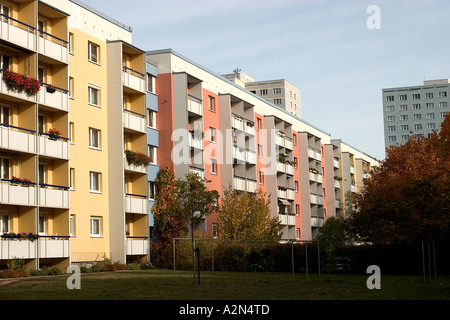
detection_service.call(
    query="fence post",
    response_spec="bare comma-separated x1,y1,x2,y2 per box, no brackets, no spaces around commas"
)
291,240,295,278
173,238,176,276
317,241,321,276
305,241,308,278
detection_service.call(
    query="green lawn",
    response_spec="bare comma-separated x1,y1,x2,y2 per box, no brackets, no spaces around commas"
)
0,269,449,301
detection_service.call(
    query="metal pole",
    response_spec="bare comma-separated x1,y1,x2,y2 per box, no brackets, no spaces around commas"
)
421,241,425,282
432,242,437,278
317,241,321,276
291,240,295,278
305,241,308,278
173,238,176,276
428,242,431,280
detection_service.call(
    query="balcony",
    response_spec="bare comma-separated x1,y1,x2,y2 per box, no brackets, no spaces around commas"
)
310,193,324,205
187,95,203,116
0,124,36,154
244,119,255,136
286,188,295,200
333,158,340,168
189,131,203,149
1,238,37,260
37,30,69,64
38,236,70,259
278,213,296,226
277,187,287,199
233,146,246,162
125,193,148,214
276,132,293,149
246,150,256,164
39,184,70,209
122,66,145,93
233,176,246,191
38,84,69,112
0,14,36,51
310,216,324,228
123,109,146,133
0,179,36,206
308,147,322,161
126,237,149,256
309,172,323,183
39,134,69,160
0,71,37,103
189,166,205,180
246,179,257,193
231,115,244,131
124,155,148,174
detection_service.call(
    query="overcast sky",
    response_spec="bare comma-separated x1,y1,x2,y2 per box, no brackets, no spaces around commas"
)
80,0,450,160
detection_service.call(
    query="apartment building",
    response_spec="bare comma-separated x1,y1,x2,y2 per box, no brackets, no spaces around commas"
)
146,49,378,241
223,72,302,118
383,79,450,149
0,0,154,269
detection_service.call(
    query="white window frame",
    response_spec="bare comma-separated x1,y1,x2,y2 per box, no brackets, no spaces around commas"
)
0,157,10,180
38,214,45,235
88,85,100,107
88,42,99,64
89,171,101,193
210,127,216,143
90,216,101,237
211,158,217,175
69,214,75,236
0,213,10,233
70,168,75,190
147,109,156,128
89,127,101,150
148,145,157,164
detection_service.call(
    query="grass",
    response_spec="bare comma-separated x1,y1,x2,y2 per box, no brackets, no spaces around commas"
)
0,269,449,301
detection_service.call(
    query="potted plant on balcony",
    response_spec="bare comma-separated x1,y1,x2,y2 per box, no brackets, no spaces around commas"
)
2,69,41,96
125,150,151,167
46,84,56,93
10,176,22,186
46,128,61,140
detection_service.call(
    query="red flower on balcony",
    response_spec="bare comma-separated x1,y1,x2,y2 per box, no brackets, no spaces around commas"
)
2,69,41,96
46,128,61,140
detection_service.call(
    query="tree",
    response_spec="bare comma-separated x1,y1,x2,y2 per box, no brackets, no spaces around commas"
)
169,172,219,283
218,186,282,241
346,115,450,243
151,167,185,264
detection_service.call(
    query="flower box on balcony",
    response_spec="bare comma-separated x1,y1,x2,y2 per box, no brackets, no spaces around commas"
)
2,69,41,96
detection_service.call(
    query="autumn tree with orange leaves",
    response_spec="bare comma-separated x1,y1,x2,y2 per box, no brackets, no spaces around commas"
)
346,115,450,243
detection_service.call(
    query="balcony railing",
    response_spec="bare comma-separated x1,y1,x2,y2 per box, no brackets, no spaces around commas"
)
0,124,36,153
123,109,146,133
38,83,69,112
231,114,255,135
0,14,35,51
310,216,324,228
307,146,322,161
278,212,296,226
125,193,148,214
0,179,36,206
122,66,145,92
39,184,70,209
189,166,205,180
0,236,70,260
233,175,257,193
39,133,69,160
38,30,69,64
187,94,203,116
126,236,149,256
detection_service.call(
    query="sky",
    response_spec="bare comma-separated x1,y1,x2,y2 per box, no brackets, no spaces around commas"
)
80,0,450,161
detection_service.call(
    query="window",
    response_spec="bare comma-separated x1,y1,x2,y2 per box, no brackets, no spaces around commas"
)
413,104,421,110
295,181,299,192
258,144,263,157
399,115,408,121
146,73,155,93
295,205,300,216
426,103,434,109
440,112,449,118
399,94,407,101
212,223,218,239
427,123,436,129
0,157,10,180
208,96,215,112
273,99,282,105
0,213,9,233
39,164,46,184
413,114,421,120
210,127,216,143
386,96,394,101
414,124,422,130
260,89,268,95
0,105,10,125
0,4,10,22
273,88,282,94
89,171,101,192
69,33,74,54
386,105,394,112
294,157,298,169
148,145,157,164
69,77,74,98
88,42,99,64
38,215,45,235
400,125,409,131
412,93,420,99
439,102,448,108
426,113,435,119
211,159,217,174
401,135,409,141
70,215,76,236
0,54,10,70
399,105,408,111
259,171,264,185
147,110,156,128
88,85,100,106
149,181,156,199
386,116,395,122
89,128,100,149
439,91,447,98
387,126,396,131
70,168,75,190
69,122,74,143
90,216,101,237
293,133,297,146
257,118,262,131
296,228,300,240
388,136,396,142
426,92,433,99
